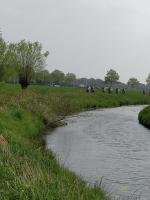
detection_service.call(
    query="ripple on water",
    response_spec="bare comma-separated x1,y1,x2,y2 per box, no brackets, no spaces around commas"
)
46,105,150,199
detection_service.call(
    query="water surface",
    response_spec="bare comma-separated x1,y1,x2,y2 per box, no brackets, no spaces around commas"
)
46,106,150,199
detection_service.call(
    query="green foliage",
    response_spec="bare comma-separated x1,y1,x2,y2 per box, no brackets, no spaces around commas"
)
127,77,139,88
34,70,51,83
104,69,119,84
50,69,65,85
65,73,76,86
146,73,150,84
138,106,150,128
0,37,9,80
10,40,49,89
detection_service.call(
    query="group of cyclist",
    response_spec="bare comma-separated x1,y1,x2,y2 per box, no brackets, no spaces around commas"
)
86,86,126,94
86,85,150,96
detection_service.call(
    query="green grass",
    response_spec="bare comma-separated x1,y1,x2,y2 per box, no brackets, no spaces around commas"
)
138,106,150,129
0,83,150,200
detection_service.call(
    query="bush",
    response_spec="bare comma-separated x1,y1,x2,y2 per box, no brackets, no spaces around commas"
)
138,106,150,128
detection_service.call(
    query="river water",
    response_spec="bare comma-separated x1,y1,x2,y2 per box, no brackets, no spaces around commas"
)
46,105,150,199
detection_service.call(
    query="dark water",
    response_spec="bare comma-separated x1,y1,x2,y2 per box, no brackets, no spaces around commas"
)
46,106,150,199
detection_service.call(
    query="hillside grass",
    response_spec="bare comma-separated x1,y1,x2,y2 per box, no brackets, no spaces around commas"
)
1,83,150,200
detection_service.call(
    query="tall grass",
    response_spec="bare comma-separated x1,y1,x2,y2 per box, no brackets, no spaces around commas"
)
0,83,150,199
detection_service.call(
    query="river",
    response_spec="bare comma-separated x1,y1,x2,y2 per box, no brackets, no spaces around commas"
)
46,105,150,199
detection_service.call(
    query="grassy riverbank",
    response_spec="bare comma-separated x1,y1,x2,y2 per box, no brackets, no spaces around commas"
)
1,83,150,200
138,106,150,129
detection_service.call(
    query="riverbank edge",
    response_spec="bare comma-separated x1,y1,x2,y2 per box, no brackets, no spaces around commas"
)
138,105,150,129
0,109,110,200
0,98,110,199
1,85,150,199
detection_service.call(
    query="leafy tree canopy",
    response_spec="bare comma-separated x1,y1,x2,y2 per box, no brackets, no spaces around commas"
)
50,70,65,85
127,77,139,87
10,40,49,89
104,69,119,84
0,37,9,80
146,73,150,84
65,73,76,86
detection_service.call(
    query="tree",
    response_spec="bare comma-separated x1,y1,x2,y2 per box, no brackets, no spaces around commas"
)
0,37,9,80
50,70,65,85
65,73,76,86
127,77,139,88
34,70,51,84
146,73,150,85
10,40,49,89
104,69,119,85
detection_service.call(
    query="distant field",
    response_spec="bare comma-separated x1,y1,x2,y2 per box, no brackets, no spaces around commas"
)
0,83,150,200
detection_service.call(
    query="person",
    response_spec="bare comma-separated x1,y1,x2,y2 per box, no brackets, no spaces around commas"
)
116,88,119,94
143,90,146,94
86,86,91,93
91,86,95,93
108,87,111,94
122,88,125,94
104,87,108,93
86,86,89,93
102,87,105,93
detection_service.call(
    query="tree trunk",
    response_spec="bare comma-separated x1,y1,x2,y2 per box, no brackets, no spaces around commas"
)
19,77,29,89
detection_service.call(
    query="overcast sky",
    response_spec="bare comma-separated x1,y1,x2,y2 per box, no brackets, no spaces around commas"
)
1,0,150,83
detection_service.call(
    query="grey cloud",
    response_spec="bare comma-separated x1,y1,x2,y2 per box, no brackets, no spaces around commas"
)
1,0,150,83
